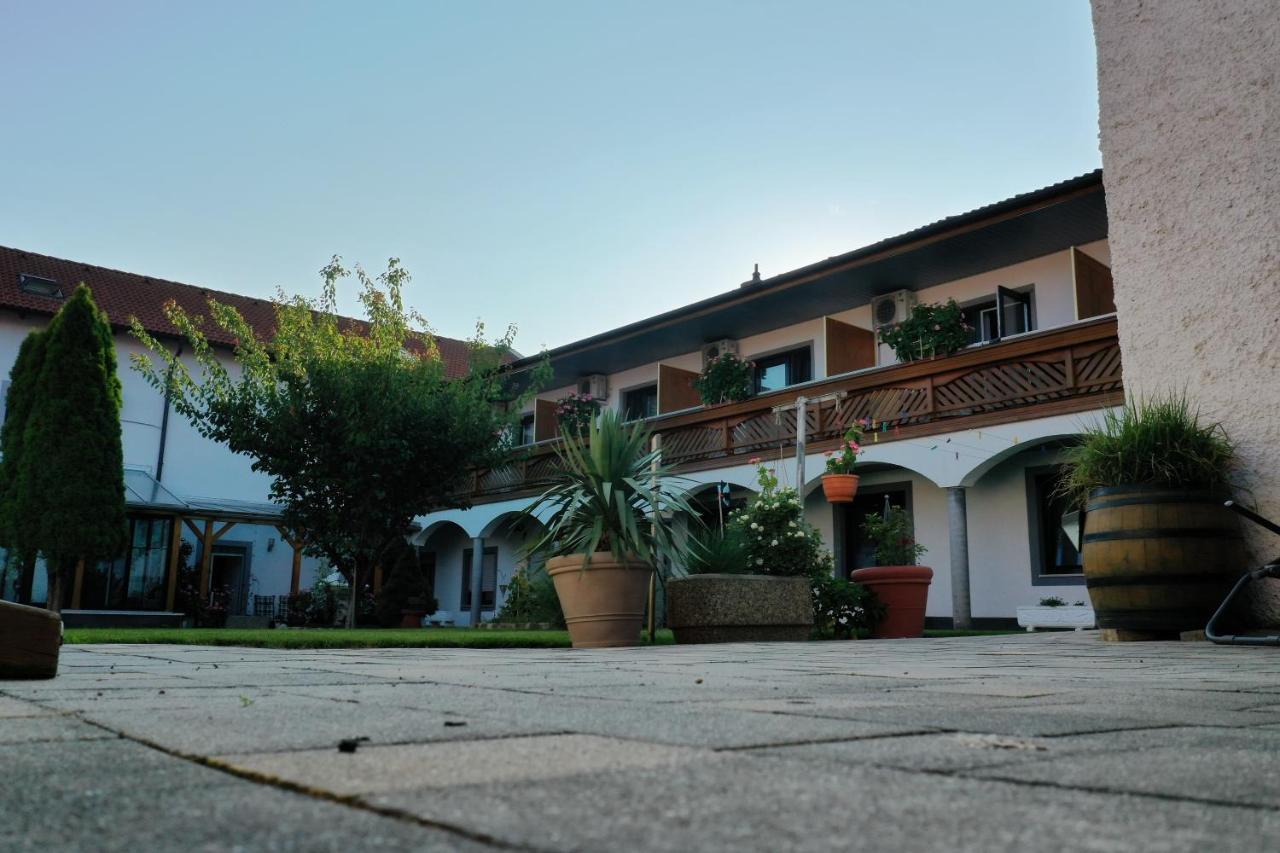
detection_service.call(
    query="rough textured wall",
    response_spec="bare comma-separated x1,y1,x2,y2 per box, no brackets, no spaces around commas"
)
1091,0,1280,623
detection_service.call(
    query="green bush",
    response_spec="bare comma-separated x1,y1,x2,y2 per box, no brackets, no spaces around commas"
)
694,352,754,404
877,298,972,363
862,507,927,566
1059,394,1234,507
496,564,565,627
728,463,832,577
686,527,751,575
811,575,882,639
374,541,437,627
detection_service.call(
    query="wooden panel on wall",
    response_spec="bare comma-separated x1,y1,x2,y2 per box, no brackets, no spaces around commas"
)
824,317,876,375
1072,247,1116,319
534,398,559,441
658,364,702,414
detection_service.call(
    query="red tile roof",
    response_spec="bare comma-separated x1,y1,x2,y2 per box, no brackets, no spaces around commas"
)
0,245,477,378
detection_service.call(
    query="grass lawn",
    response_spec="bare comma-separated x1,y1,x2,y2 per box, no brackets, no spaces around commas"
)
65,626,1016,648
64,626,674,649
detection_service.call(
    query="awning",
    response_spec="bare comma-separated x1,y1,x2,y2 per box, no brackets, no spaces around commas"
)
123,469,285,524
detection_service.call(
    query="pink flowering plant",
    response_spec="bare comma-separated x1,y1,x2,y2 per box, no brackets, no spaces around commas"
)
823,422,866,474
877,298,973,363
727,462,832,577
694,352,755,404
554,391,601,437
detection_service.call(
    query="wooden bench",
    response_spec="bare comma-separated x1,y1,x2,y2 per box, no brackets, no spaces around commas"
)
0,599,62,679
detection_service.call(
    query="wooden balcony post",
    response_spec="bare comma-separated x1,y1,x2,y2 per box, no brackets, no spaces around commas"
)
165,515,183,611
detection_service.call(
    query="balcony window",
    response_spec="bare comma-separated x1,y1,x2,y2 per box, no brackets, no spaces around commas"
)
962,287,1034,344
515,414,535,446
753,346,812,394
622,384,658,421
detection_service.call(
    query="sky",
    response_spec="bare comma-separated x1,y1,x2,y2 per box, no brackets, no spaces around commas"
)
0,1,1102,354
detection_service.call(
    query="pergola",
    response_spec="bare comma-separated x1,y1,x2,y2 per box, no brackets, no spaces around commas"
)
67,470,310,611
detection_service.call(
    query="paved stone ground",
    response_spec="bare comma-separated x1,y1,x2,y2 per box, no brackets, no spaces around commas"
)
3,632,1280,852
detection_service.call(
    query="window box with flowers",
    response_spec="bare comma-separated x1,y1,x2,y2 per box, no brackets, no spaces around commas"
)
877,298,973,363
554,392,602,438
821,422,866,503
694,352,755,405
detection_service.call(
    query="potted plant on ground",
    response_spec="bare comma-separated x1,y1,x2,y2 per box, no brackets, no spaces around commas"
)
523,409,697,648
877,298,972,363
851,506,932,638
375,541,437,628
668,462,829,643
821,423,865,503
1060,394,1240,637
694,351,754,405
1016,596,1095,632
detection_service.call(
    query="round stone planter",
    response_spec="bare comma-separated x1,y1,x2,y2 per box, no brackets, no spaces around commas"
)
546,552,653,649
850,565,933,638
667,574,814,644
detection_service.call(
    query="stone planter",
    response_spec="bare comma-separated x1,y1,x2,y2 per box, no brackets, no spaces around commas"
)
0,599,61,679
546,552,652,648
1016,605,1096,632
850,566,933,638
667,574,814,644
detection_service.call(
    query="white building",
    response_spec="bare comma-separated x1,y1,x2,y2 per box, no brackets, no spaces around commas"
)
0,170,1119,629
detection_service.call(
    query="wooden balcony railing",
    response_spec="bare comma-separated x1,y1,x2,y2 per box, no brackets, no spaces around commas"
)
465,316,1122,502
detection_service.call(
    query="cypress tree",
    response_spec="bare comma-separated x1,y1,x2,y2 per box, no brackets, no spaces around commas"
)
0,330,48,602
19,285,127,612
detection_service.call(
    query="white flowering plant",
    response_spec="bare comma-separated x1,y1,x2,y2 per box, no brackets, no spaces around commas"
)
811,575,882,639
727,462,831,577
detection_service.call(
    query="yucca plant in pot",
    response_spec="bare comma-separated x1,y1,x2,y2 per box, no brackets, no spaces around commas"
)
1060,394,1240,636
522,410,697,648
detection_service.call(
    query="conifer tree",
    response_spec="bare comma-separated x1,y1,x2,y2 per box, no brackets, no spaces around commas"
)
19,285,127,612
0,330,48,603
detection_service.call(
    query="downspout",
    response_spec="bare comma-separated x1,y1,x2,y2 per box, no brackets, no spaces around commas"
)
154,343,182,482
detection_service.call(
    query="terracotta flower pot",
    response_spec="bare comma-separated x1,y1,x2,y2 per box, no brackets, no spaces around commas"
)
850,565,933,638
821,473,860,503
399,609,429,629
546,552,653,648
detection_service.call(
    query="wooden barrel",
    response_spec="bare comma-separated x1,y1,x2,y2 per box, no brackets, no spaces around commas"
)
1083,486,1243,634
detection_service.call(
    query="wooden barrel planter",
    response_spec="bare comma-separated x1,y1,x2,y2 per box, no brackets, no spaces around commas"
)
1082,486,1243,636
0,600,62,679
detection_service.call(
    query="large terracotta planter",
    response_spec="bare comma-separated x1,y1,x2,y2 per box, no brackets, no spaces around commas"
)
821,473,860,503
850,565,933,638
546,552,653,648
1083,486,1242,635
667,574,813,643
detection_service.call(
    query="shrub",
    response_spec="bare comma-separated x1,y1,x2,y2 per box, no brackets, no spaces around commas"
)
695,352,754,404
554,392,602,438
823,422,866,474
877,298,972,363
374,541,437,627
812,575,883,639
496,564,565,627
686,526,751,575
862,506,927,566
173,542,232,627
728,463,832,577
1059,393,1235,507
1037,596,1066,607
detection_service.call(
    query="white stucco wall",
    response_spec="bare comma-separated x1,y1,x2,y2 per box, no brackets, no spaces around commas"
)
1092,0,1279,623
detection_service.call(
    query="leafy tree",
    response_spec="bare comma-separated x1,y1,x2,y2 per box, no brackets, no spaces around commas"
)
0,330,48,603
17,286,128,612
131,257,543,626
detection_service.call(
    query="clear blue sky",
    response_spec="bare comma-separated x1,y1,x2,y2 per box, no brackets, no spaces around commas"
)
0,1,1101,353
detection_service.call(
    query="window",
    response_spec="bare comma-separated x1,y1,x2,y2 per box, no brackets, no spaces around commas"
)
18,274,63,299
82,516,173,610
460,546,498,610
962,287,1033,344
752,346,812,394
514,414,535,446
1028,468,1083,578
417,549,437,593
622,384,658,421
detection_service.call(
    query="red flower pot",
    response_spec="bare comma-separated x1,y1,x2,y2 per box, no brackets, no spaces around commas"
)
821,473,860,503
850,565,933,638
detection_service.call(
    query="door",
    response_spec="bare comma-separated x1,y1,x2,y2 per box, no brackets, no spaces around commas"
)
211,544,251,615
841,487,910,575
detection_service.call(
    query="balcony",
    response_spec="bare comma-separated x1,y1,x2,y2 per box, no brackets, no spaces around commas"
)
464,316,1122,503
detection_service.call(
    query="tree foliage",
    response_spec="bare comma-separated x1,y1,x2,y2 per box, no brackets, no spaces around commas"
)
131,257,542,624
11,286,127,611
0,330,48,566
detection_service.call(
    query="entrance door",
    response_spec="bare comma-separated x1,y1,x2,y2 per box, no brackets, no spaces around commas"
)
210,545,251,615
841,486,910,576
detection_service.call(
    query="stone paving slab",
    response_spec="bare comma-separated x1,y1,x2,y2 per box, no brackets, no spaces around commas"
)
3,632,1279,851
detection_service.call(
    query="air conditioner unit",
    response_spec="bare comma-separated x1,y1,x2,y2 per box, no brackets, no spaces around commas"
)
871,290,917,329
701,338,738,368
577,374,608,400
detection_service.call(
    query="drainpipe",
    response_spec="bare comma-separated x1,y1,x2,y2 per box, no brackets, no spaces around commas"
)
154,342,183,482
947,487,973,630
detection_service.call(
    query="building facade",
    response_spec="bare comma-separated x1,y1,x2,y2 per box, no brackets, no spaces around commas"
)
0,171,1120,628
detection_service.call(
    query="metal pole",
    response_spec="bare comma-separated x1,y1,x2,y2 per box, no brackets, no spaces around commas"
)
647,433,661,642
794,395,808,493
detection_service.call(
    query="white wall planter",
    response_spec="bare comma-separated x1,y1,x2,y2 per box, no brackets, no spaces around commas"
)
1016,605,1096,631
